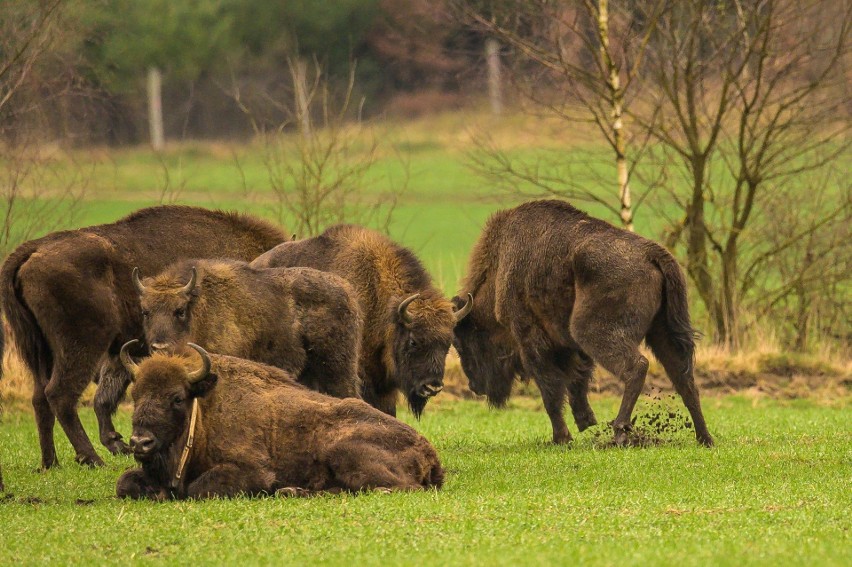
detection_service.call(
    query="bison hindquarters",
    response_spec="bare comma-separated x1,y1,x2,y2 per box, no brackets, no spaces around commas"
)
325,437,444,492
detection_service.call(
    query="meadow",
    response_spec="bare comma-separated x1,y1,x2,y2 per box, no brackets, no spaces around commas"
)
1,111,849,565
1,396,850,566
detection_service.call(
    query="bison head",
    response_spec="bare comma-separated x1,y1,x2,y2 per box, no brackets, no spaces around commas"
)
391,292,472,417
134,266,198,354
451,294,516,407
120,340,216,463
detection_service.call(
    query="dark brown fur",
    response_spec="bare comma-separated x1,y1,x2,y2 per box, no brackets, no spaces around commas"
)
252,225,461,418
116,352,444,499
138,259,361,398
452,200,713,447
0,206,286,468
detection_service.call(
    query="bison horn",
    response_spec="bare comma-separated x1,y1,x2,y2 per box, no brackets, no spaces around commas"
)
453,293,474,324
397,293,421,325
132,267,146,294
186,343,211,383
181,267,197,295
120,339,141,379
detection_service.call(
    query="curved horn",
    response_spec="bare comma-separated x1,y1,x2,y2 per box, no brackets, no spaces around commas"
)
120,339,141,379
181,267,197,295
132,267,146,294
186,343,211,383
453,293,474,324
397,293,421,325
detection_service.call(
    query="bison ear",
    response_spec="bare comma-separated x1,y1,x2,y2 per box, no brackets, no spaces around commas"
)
188,373,218,399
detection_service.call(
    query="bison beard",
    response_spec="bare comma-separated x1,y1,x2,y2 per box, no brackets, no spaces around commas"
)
453,200,714,448
116,343,444,499
0,205,287,470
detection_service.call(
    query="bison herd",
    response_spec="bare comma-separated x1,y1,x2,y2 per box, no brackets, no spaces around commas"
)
0,199,713,500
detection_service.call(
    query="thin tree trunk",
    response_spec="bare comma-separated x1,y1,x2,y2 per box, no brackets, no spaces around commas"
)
686,157,727,344
597,0,633,231
293,57,311,138
485,37,503,116
147,66,164,151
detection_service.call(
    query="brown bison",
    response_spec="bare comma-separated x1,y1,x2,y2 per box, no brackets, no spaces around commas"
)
115,342,444,499
252,225,471,418
134,259,361,399
452,200,713,447
0,206,286,468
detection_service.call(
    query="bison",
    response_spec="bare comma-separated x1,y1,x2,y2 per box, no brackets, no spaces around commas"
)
452,200,714,447
134,259,361,399
0,206,286,468
115,342,444,499
251,225,471,418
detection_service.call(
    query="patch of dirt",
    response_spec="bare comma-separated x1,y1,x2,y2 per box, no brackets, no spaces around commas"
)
584,394,694,448
440,350,850,402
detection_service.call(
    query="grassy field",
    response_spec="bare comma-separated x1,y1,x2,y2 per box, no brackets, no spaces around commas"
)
2,111,849,565
1,396,850,566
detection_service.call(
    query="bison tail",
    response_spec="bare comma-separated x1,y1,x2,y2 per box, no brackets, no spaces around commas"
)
1,243,52,384
648,247,697,375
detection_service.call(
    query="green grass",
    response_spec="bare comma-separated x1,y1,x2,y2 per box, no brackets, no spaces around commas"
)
1,396,850,566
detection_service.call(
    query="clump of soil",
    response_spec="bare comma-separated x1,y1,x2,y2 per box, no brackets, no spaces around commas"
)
589,393,694,448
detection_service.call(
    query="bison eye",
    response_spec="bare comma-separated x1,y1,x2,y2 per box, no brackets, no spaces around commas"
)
141,310,149,318
172,395,184,406
408,338,418,348
174,308,187,320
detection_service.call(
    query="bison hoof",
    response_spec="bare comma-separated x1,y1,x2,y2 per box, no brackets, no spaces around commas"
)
75,454,105,468
698,434,715,448
373,487,393,494
276,487,311,498
576,416,598,432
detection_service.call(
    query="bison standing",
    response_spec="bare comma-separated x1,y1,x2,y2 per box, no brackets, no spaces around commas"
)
452,200,713,447
0,206,286,468
252,225,471,417
134,259,361,399
116,343,444,499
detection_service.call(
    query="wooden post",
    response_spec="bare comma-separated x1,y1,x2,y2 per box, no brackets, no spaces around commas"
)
147,66,165,151
293,57,312,137
485,38,503,116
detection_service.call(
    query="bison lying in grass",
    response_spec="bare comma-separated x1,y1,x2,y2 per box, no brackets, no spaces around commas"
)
252,224,471,418
134,259,362,399
452,200,714,447
115,343,444,499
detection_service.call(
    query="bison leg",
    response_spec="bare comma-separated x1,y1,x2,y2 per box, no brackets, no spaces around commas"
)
94,358,132,455
32,380,58,470
579,346,649,447
186,463,275,499
44,351,105,467
646,325,714,447
556,350,598,432
116,468,168,500
532,366,573,445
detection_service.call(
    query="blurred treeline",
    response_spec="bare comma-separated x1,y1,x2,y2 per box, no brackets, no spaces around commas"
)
1,0,480,144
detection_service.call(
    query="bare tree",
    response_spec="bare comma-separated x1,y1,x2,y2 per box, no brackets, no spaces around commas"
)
459,0,665,229
229,59,406,237
1,0,88,258
640,0,851,347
